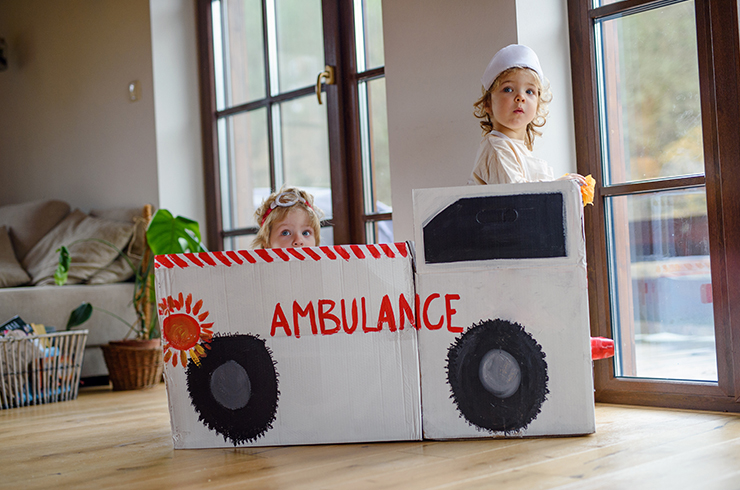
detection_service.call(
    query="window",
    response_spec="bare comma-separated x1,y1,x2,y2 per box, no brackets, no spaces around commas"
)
569,0,740,411
196,0,392,250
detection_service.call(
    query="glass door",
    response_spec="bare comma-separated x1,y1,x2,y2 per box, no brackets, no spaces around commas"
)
211,0,332,249
201,0,392,249
594,0,717,382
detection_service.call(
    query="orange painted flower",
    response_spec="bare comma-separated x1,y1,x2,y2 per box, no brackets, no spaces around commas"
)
158,292,214,368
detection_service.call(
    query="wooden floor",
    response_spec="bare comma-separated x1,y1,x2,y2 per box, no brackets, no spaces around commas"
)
3,383,740,490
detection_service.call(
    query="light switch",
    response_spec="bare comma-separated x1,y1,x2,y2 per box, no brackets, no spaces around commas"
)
128,80,141,102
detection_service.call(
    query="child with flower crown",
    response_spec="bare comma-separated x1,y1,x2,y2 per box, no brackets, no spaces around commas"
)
468,44,588,189
252,186,324,249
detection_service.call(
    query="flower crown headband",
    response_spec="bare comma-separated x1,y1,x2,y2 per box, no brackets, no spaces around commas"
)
260,190,314,226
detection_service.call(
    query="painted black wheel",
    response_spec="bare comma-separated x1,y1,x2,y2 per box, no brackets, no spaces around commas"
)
446,318,548,434
187,333,279,445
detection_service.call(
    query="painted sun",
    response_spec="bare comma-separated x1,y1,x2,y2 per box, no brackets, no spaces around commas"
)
158,292,214,368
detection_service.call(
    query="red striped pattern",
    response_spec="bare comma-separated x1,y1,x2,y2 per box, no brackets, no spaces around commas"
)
154,242,410,269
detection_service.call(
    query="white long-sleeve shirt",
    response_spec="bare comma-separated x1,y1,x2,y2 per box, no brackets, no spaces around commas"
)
467,130,554,185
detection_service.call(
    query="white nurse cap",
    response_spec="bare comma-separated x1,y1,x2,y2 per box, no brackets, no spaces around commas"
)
481,44,544,91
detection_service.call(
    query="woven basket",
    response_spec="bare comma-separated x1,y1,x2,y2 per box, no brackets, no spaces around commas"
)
101,340,163,391
0,330,89,409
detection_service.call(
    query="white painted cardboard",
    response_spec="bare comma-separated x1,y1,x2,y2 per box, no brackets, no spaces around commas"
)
413,181,595,439
154,244,421,448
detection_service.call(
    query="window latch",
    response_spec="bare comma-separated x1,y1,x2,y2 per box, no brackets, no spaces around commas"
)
315,65,336,105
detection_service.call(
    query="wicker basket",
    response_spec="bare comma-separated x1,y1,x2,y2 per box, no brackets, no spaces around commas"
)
101,340,163,391
0,330,88,409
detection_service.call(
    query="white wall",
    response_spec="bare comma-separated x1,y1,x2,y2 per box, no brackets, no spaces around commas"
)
0,0,159,211
149,0,206,232
383,0,576,241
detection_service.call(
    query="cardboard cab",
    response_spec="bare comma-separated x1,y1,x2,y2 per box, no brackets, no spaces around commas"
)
413,181,595,439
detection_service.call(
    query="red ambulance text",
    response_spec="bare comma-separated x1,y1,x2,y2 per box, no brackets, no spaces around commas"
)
269,293,461,338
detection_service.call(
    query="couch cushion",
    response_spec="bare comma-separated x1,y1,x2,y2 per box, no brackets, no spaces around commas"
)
0,226,31,287
0,199,71,261
22,209,135,286
87,206,153,284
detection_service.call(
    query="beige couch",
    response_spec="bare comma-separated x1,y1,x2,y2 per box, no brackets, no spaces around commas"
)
0,199,150,379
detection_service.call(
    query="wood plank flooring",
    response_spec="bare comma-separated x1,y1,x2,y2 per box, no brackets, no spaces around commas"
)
2,383,740,490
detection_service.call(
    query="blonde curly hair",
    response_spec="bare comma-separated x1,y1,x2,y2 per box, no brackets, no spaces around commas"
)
251,186,324,249
473,66,552,151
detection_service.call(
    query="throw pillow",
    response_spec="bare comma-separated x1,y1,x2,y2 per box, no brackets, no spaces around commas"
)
0,225,31,288
87,205,154,284
22,210,135,286
0,199,71,261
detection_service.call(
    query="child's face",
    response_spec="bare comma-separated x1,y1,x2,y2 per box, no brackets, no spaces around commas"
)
268,207,316,249
486,69,539,141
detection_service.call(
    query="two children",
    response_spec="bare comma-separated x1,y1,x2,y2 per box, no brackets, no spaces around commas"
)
252,187,323,249
468,44,587,189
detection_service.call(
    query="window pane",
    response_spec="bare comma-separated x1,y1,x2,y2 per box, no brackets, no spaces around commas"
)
368,78,391,211
354,0,384,71
592,0,622,7
597,1,703,185
213,0,266,110
227,234,257,251
275,0,324,94
279,95,332,220
358,78,391,216
220,109,270,232
319,226,334,247
606,188,717,381
365,220,393,244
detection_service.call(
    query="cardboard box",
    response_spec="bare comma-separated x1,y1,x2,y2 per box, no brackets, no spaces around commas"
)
155,181,595,448
154,244,421,448
413,181,595,439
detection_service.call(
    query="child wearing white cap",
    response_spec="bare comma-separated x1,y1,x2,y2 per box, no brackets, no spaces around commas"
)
468,44,586,187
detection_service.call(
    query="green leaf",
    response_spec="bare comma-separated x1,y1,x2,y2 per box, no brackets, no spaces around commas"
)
66,302,93,330
54,246,71,286
146,209,206,255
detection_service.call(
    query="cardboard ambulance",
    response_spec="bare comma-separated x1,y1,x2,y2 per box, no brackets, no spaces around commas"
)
413,181,595,439
154,181,594,448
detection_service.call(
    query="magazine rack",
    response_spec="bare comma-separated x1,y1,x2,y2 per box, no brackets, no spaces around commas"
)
0,330,88,409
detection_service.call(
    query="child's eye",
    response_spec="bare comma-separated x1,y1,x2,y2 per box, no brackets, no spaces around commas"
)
280,230,291,236
526,89,535,95
302,230,312,237
503,87,513,93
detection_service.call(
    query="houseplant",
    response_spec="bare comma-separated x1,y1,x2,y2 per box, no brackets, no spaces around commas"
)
56,206,206,390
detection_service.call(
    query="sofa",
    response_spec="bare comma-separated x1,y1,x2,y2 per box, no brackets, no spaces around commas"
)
0,199,151,379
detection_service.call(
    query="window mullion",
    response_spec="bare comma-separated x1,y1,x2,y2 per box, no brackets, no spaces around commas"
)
322,0,355,244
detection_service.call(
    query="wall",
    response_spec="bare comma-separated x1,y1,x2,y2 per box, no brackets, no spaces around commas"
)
383,0,576,241
149,0,206,232
0,0,205,241
0,0,159,211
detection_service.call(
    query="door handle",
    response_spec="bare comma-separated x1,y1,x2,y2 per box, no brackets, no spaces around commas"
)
315,65,336,105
